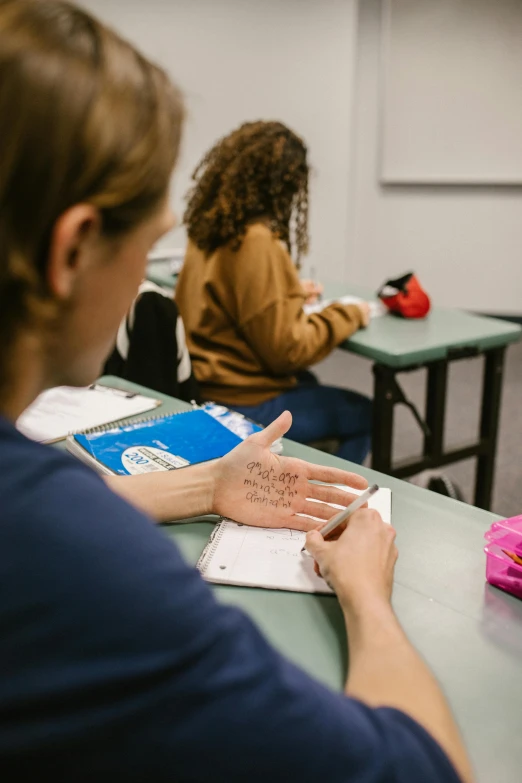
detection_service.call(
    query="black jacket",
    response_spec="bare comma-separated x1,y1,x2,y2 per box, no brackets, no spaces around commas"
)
104,282,200,403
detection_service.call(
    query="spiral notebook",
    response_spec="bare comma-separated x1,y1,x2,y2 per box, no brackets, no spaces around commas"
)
66,408,244,476
197,486,392,594
65,402,282,476
16,384,160,443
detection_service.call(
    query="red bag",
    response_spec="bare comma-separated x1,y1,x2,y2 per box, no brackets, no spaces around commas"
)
378,272,431,319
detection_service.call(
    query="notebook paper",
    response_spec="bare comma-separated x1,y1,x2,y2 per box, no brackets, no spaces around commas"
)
198,486,391,595
303,296,386,319
199,522,333,594
16,385,160,443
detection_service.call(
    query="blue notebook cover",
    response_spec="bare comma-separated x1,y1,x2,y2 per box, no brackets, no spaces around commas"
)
200,403,282,455
72,409,243,475
200,402,263,439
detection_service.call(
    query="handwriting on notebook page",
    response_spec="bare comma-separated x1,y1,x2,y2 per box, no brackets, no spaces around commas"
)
209,521,331,594
199,488,391,594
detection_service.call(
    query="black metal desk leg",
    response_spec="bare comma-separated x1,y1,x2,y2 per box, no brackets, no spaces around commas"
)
423,360,448,460
474,347,506,510
371,364,395,475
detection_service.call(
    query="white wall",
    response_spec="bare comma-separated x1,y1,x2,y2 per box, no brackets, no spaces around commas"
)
350,0,522,313
80,0,522,312
80,0,359,284
381,0,522,184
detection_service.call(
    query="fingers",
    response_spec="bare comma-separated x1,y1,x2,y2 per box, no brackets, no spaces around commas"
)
323,520,349,541
301,280,323,295
305,528,328,558
347,510,395,549
356,302,371,328
249,411,292,448
303,463,368,490
285,514,323,533
348,507,384,530
306,483,359,508
297,499,345,521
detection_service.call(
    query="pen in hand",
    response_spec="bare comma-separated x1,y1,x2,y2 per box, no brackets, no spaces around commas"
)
301,484,380,552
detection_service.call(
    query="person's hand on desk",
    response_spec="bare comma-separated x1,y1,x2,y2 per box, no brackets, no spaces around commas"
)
355,300,371,328
212,411,368,531
300,278,324,304
305,504,474,783
107,411,368,529
305,508,397,604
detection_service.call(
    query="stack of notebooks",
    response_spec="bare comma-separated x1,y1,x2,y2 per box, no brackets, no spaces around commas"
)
15,382,279,475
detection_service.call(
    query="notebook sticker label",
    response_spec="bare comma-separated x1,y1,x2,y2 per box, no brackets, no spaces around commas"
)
121,446,189,474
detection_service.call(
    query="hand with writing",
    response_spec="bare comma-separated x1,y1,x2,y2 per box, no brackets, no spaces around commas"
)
211,411,368,531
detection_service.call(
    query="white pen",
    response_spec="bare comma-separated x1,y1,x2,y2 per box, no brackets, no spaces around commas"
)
301,484,379,552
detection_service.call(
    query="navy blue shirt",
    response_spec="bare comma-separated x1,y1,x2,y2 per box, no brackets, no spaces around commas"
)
0,417,460,782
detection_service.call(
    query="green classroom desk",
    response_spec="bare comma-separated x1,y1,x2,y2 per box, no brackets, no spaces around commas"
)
144,267,521,510
146,258,179,290
84,377,522,783
326,284,521,511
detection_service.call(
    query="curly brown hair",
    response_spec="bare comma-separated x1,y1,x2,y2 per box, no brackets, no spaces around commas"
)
184,121,309,266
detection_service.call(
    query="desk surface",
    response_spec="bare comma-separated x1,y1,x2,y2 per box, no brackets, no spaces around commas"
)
146,259,178,290
324,284,522,368
144,267,521,368
93,376,522,782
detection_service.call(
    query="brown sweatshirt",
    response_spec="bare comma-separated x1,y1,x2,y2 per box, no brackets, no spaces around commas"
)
175,223,363,406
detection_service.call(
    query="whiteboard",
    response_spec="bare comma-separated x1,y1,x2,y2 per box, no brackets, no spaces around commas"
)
380,0,522,184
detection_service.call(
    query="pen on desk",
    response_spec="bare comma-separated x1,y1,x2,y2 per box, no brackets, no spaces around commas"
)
301,484,379,552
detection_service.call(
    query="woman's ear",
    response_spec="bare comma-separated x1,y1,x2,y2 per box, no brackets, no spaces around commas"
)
47,205,102,299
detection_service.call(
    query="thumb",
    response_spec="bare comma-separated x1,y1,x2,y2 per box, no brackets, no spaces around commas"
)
251,411,292,448
304,529,328,558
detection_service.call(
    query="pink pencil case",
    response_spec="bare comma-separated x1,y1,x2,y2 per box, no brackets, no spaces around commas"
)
484,515,522,599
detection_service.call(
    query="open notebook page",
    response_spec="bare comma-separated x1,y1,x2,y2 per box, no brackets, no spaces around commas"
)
303,296,386,318
197,486,391,595
16,385,160,443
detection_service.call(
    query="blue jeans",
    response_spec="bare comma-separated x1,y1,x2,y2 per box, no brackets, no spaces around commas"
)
230,377,372,465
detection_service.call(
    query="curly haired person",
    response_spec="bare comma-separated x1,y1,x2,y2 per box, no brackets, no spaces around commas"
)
176,121,373,463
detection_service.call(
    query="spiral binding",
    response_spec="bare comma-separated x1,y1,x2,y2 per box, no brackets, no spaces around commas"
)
197,519,229,573
69,407,191,437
